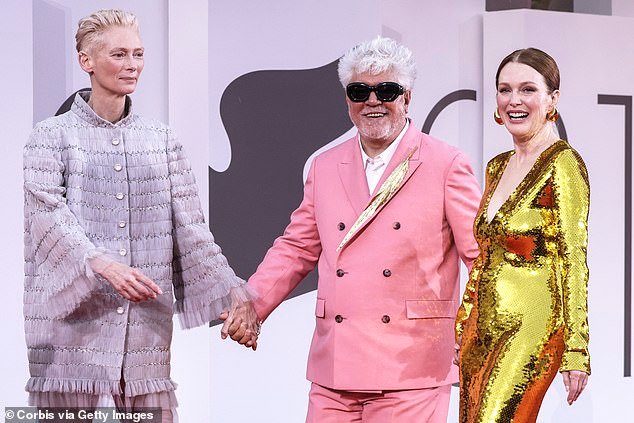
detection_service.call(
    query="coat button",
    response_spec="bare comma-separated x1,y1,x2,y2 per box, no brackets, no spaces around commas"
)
112,138,121,146
114,164,123,172
393,222,401,230
383,269,392,277
338,222,345,231
115,192,124,200
336,269,345,277
382,315,391,324
118,221,127,228
119,248,127,256
116,306,124,314
335,315,343,323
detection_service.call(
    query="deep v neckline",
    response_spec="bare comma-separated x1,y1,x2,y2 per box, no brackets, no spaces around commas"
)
484,140,565,224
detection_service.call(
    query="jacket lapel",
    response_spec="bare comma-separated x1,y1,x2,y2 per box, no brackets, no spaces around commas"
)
337,138,371,217
337,125,424,252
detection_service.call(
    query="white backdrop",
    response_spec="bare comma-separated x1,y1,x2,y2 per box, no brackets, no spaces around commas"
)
1,1,633,422
1,0,33,416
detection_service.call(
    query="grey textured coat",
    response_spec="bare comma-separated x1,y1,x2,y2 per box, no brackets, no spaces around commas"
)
23,92,247,397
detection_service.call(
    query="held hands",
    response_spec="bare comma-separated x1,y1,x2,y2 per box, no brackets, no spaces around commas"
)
96,260,162,302
219,300,260,351
561,370,588,405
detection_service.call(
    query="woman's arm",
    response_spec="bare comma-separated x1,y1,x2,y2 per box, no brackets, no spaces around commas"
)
554,148,591,404
167,132,253,330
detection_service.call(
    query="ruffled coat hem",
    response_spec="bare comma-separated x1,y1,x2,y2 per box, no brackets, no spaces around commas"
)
26,377,177,397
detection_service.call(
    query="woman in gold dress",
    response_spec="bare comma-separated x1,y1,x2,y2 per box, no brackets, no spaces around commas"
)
455,48,590,423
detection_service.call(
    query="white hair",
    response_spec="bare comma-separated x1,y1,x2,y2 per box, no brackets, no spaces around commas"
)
76,9,139,52
338,36,417,90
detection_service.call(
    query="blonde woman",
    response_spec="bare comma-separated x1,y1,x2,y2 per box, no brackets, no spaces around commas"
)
23,10,253,422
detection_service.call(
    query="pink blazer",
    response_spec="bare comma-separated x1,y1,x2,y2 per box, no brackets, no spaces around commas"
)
249,123,481,390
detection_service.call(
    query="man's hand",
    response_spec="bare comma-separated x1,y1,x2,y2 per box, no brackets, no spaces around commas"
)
453,341,461,366
98,261,162,302
561,370,589,405
219,300,260,351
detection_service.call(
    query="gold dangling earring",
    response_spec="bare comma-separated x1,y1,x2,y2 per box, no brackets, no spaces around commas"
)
494,108,504,125
547,107,559,122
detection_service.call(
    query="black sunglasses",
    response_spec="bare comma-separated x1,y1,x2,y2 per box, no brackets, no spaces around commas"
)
346,82,405,102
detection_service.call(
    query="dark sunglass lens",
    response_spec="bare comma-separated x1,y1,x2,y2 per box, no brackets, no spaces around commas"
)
375,83,403,102
346,84,371,102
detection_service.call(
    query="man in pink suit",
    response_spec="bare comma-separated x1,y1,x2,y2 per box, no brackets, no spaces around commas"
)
221,37,481,422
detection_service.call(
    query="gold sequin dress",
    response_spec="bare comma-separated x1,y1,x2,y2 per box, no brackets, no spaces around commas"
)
456,140,590,423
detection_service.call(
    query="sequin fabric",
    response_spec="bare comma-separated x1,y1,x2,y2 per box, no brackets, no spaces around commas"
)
455,140,590,423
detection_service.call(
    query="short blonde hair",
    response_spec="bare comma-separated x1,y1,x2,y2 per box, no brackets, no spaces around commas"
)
75,9,139,52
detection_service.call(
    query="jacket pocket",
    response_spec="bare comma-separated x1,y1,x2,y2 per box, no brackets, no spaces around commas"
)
406,300,456,319
315,298,325,318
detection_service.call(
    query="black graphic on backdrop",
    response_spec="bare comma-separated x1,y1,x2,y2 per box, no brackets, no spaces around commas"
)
56,89,91,116
211,59,352,299
423,90,477,133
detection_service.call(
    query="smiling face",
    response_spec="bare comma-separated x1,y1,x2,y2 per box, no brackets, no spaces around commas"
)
346,71,411,149
496,62,559,143
79,25,144,98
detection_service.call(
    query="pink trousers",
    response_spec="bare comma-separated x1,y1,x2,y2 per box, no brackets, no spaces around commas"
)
306,383,451,423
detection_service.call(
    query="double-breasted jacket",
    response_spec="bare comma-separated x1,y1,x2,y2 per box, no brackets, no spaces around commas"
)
249,124,481,390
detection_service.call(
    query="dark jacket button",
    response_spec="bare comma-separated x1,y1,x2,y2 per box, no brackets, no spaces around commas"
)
336,269,345,277
335,315,343,323
383,269,392,277
382,315,391,323
393,222,401,230
338,222,345,231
